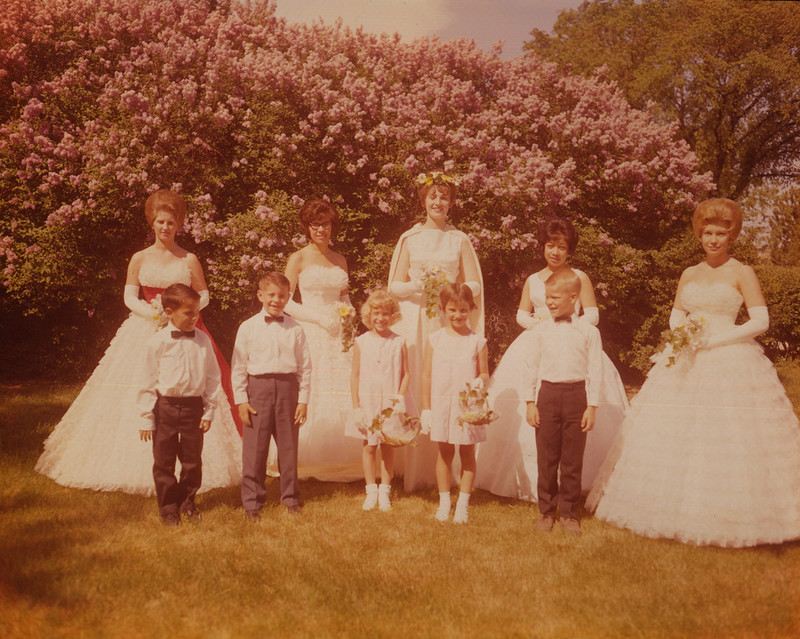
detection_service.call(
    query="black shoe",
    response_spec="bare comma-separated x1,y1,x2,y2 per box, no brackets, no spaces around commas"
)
286,504,302,515
244,509,261,521
161,512,181,527
181,506,202,523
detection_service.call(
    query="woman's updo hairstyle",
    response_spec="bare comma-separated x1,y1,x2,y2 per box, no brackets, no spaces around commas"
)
298,199,340,238
145,190,187,227
692,198,743,242
537,217,578,254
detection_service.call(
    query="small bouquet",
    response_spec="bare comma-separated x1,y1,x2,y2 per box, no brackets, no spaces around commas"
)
420,263,449,319
650,317,706,368
457,380,499,428
367,397,421,447
335,301,357,352
150,295,167,328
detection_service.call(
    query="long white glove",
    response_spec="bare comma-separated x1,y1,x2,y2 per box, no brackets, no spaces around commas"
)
464,280,481,297
705,306,768,348
284,299,337,333
581,307,599,326
516,309,540,330
420,409,432,435
124,285,156,319
198,289,210,311
389,279,422,299
669,308,687,330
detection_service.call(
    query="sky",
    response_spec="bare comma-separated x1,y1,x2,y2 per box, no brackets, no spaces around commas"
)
273,0,585,59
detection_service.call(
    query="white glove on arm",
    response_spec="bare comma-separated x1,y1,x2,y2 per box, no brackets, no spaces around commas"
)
705,306,768,348
124,285,156,319
284,299,337,332
388,279,422,299
464,280,481,297
581,307,599,326
669,308,687,330
420,409,432,435
516,309,540,330
198,289,210,311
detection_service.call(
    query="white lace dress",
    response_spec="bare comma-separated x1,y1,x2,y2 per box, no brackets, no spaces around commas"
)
587,282,800,547
288,265,363,481
35,260,242,495
475,271,628,499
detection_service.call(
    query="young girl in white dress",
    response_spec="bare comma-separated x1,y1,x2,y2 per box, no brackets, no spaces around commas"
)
388,172,484,492
347,289,411,511
422,283,489,524
587,199,800,547
476,218,627,499
36,190,241,495
283,199,363,481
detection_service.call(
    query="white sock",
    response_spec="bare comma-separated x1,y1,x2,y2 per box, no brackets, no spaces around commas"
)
435,492,451,521
453,492,470,524
378,483,391,511
362,483,378,511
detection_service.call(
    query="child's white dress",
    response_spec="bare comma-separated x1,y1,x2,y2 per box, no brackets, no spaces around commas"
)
476,271,627,498
587,282,800,547
429,328,487,445
346,331,411,446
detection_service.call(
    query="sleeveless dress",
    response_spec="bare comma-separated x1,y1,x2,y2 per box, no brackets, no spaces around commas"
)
35,260,242,495
288,265,363,481
587,282,800,547
428,329,488,445
475,271,628,498
389,229,467,491
345,330,412,447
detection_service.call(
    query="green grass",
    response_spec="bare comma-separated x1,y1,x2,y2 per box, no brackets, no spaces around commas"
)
2,373,800,639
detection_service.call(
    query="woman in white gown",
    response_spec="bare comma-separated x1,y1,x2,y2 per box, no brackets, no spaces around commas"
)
587,199,800,547
476,218,628,499
388,172,484,491
35,190,242,495
283,199,363,481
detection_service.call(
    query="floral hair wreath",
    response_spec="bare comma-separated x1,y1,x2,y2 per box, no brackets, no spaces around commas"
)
415,171,460,187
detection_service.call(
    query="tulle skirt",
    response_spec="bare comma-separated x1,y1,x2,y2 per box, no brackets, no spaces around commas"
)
35,314,242,496
475,329,628,499
587,341,800,547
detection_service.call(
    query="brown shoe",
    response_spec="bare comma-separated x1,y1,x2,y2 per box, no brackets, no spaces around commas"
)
534,515,555,532
560,517,582,536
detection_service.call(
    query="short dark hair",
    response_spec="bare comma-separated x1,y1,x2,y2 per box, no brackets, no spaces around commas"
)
438,282,476,311
537,217,578,254
258,271,290,292
298,199,340,238
161,283,200,311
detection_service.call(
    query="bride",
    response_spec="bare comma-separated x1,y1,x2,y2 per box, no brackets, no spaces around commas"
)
282,199,363,481
476,217,628,499
36,190,241,495
587,198,800,547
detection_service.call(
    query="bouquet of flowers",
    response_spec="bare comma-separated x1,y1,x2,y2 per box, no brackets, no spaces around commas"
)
367,397,421,447
150,295,167,328
650,317,706,367
457,380,499,428
335,301,358,352
420,263,449,319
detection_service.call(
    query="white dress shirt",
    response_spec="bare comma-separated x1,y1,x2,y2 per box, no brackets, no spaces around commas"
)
231,310,312,405
524,313,603,406
137,322,221,431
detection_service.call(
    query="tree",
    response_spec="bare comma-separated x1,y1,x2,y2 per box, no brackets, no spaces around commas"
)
526,0,800,200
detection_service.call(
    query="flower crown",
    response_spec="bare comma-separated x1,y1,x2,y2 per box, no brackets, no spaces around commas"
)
415,171,460,187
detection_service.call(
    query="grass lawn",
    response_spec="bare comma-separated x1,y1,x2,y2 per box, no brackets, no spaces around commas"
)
2,367,800,638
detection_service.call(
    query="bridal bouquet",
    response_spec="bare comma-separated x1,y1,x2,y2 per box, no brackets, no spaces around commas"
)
150,295,168,328
457,380,499,428
420,263,449,319
367,398,421,447
335,301,358,352
650,317,706,367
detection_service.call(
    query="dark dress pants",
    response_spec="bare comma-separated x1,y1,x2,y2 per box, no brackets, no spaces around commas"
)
153,395,204,516
242,374,300,511
535,381,588,520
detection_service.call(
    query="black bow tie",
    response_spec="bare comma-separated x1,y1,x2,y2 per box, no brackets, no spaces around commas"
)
171,330,195,339
264,315,284,323
554,315,572,323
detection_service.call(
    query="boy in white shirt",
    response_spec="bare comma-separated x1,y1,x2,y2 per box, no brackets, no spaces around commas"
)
525,269,602,536
138,283,220,526
231,272,312,519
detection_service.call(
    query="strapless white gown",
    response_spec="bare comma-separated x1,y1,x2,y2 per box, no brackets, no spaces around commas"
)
475,271,628,498
288,265,363,481
587,282,800,547
35,260,242,495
